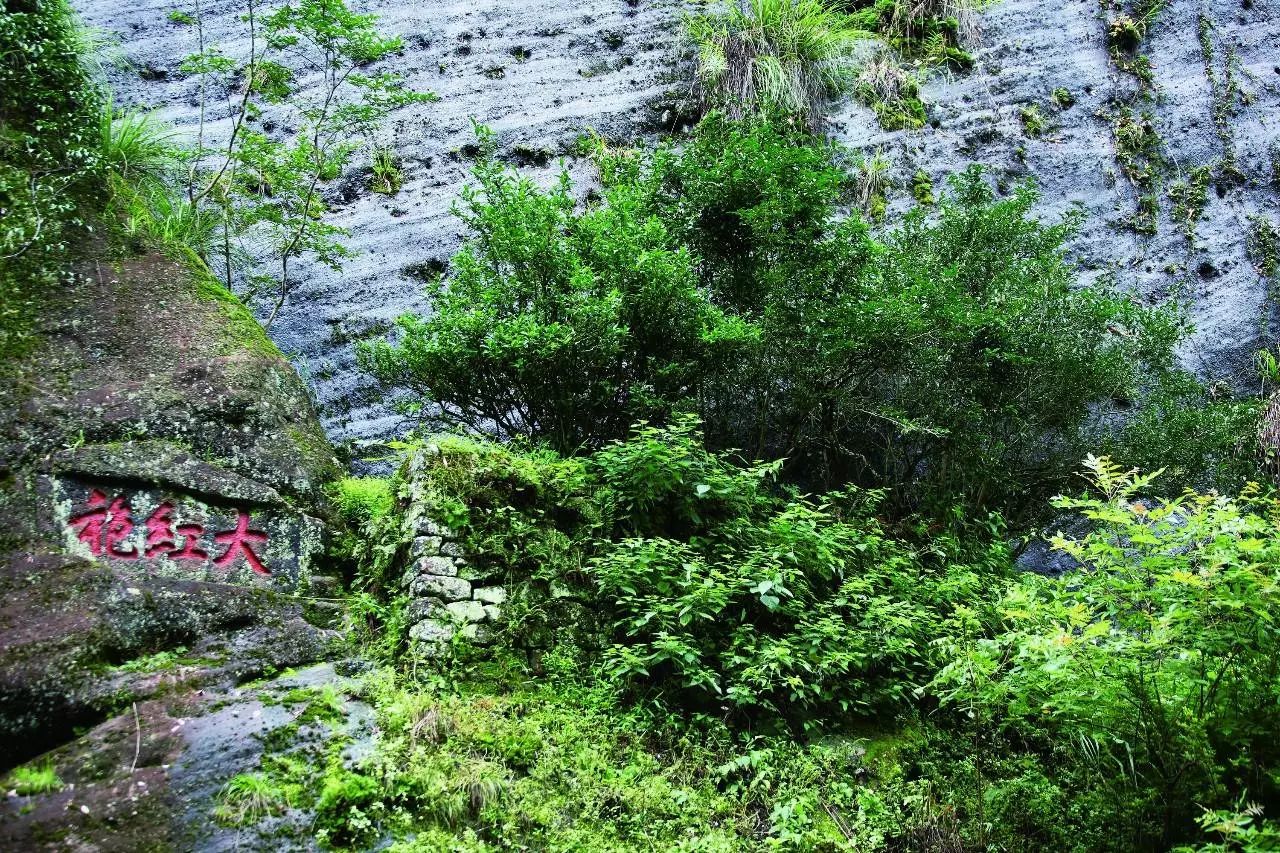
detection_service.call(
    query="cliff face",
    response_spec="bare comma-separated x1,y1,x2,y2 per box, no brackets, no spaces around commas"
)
77,0,1280,451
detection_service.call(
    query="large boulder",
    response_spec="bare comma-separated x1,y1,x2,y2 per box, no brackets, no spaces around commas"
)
0,252,347,771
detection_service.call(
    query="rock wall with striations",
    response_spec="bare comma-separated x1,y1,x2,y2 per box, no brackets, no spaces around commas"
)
76,0,1279,450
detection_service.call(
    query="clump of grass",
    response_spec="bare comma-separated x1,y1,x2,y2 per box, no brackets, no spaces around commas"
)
910,167,935,205
1020,103,1045,137
855,149,891,221
98,98,176,188
1167,163,1211,239
213,772,292,825
1051,87,1075,108
8,762,64,796
855,50,926,130
370,146,404,195
687,0,871,130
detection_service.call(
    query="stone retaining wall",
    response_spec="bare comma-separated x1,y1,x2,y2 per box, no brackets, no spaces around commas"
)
398,448,508,649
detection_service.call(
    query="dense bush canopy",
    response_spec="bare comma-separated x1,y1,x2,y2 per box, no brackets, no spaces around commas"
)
363,116,1239,524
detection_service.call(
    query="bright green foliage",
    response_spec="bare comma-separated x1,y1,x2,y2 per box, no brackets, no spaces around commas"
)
346,446,1280,849
855,149,891,221
330,476,394,529
592,430,1003,721
1178,804,1280,853
932,457,1280,849
8,762,64,796
909,167,934,205
214,772,294,825
292,666,965,850
370,145,404,194
687,0,870,129
628,114,849,310
359,130,754,454
370,418,1007,725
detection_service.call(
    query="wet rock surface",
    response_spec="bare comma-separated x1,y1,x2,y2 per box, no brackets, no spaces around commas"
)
0,549,341,770
76,0,1280,456
0,662,374,852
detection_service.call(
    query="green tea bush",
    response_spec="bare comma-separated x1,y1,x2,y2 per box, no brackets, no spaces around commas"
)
624,114,855,312
376,418,1007,726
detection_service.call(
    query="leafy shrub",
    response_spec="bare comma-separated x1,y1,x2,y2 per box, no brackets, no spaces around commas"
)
358,129,754,454
364,115,1222,527
378,418,1007,725
625,114,853,312
0,0,106,362
932,456,1280,849
593,475,1002,722
330,476,394,529
1104,373,1261,496
1178,803,1280,853
687,0,870,129
314,768,383,847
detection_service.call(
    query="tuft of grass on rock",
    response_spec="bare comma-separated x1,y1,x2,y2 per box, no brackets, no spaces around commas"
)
8,763,64,796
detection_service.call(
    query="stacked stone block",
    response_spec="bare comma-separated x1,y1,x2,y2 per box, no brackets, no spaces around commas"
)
399,449,508,648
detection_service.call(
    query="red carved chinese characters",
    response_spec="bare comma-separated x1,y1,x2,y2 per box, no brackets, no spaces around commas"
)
67,490,267,575
212,511,269,575
144,502,176,557
69,489,109,554
69,489,137,559
142,503,209,561
171,524,209,562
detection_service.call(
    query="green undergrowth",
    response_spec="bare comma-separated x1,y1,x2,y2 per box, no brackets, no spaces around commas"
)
234,656,985,851
314,453,1280,850
7,761,65,796
0,0,106,367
